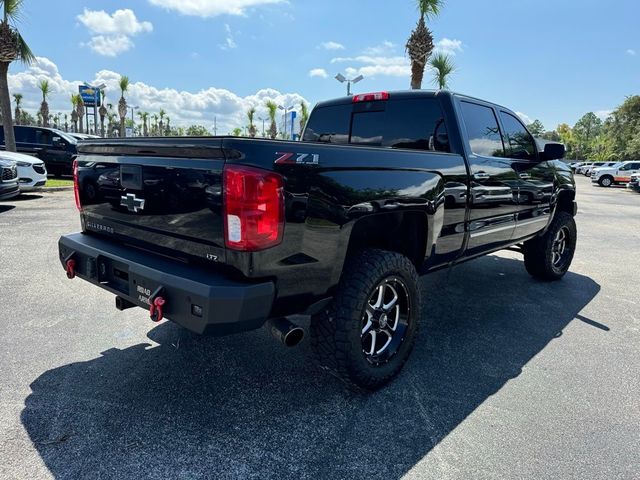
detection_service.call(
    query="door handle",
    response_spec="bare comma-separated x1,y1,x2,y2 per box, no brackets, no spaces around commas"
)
519,173,531,179
473,172,490,180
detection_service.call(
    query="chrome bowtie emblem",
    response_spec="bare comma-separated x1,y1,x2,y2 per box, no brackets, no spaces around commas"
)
120,193,145,213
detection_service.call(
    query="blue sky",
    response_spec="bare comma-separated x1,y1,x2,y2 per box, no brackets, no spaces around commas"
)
9,0,640,133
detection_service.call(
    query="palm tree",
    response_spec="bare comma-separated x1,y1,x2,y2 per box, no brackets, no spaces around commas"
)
406,0,443,90
137,111,149,136
98,90,107,137
117,75,129,137
70,94,79,132
266,100,278,139
430,52,455,89
158,109,166,137
247,107,257,137
37,79,50,127
0,0,35,151
107,112,117,137
299,101,309,133
151,113,158,136
12,92,21,125
75,94,85,133
63,113,68,132
165,116,170,136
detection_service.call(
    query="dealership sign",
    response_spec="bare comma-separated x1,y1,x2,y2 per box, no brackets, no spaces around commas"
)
79,85,101,107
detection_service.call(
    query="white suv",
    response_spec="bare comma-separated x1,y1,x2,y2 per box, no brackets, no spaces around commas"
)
591,161,640,187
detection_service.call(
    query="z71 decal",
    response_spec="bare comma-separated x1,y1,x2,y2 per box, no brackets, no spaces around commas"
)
275,152,320,165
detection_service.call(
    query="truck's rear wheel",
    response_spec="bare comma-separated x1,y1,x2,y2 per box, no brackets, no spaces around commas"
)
310,249,421,391
523,212,577,281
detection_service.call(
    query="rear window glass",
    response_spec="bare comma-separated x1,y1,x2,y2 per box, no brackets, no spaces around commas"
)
303,98,450,152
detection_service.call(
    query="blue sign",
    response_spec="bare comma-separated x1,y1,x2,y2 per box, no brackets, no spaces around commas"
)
79,85,101,107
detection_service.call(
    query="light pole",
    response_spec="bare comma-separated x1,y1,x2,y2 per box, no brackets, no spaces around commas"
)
129,106,139,136
335,73,364,96
258,117,266,137
278,105,293,140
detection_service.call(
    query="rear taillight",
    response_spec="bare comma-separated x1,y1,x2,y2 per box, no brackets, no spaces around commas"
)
352,91,390,103
223,164,284,251
73,160,82,211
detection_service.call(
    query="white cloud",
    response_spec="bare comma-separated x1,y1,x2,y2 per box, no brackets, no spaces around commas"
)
219,24,237,50
516,112,533,125
8,57,309,135
595,110,613,120
77,9,152,57
309,68,328,78
331,54,410,78
319,41,345,51
148,0,286,18
435,38,463,56
626,49,636,56
86,35,134,57
362,41,396,56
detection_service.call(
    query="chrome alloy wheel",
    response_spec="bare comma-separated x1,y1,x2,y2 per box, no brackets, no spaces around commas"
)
361,277,410,365
552,227,569,268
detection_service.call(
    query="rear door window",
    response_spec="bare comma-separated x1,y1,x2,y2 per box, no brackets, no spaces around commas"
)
303,98,450,152
35,129,53,145
15,127,35,144
460,102,505,157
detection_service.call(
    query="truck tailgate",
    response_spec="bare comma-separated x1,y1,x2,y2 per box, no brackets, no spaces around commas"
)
77,139,227,264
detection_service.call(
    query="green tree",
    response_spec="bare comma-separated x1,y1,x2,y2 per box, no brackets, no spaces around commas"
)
266,100,278,139
247,107,257,137
429,52,455,89
232,127,243,137
0,0,35,151
299,101,309,133
573,112,602,159
406,0,443,90
186,124,209,136
12,91,21,125
158,109,166,137
606,95,640,160
37,79,50,127
118,75,129,137
527,119,545,137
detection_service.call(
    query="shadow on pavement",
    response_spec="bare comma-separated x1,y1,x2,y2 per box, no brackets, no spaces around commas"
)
0,204,15,213
22,256,601,479
13,194,44,201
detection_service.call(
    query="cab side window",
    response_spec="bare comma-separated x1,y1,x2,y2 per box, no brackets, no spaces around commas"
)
499,112,537,161
460,101,505,157
35,129,52,145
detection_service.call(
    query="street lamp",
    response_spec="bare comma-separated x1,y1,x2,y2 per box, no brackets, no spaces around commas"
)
278,105,293,140
129,106,139,137
258,117,266,137
335,73,364,96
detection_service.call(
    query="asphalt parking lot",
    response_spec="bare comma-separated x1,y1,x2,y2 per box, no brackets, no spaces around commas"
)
0,175,639,480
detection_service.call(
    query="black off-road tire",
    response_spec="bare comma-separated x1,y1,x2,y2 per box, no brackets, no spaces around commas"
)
523,212,577,281
310,249,422,392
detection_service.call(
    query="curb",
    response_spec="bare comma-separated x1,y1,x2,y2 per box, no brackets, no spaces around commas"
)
32,187,74,192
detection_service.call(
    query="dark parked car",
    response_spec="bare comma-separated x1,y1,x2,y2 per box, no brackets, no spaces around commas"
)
59,90,577,391
0,126,78,177
0,158,20,200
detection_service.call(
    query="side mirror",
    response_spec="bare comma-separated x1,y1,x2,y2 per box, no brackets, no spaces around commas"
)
542,143,565,161
52,137,66,148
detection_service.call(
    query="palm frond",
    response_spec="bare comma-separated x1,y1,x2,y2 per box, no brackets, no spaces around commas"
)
416,0,444,19
14,30,33,64
429,52,455,89
2,0,27,22
119,75,129,94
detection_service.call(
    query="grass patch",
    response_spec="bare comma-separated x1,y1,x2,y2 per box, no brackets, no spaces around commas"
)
45,179,74,188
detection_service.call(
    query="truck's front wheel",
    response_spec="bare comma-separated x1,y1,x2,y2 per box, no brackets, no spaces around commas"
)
310,249,421,391
523,212,577,281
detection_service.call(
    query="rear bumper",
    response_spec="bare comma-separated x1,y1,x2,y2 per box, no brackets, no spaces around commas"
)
58,232,275,335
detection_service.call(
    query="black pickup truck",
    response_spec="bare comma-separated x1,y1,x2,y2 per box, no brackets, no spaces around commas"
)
59,90,577,390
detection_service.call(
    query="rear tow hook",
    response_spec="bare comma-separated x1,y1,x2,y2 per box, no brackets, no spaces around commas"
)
64,252,77,279
149,286,166,322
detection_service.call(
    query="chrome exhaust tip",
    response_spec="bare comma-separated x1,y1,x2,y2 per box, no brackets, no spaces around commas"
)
266,317,305,347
